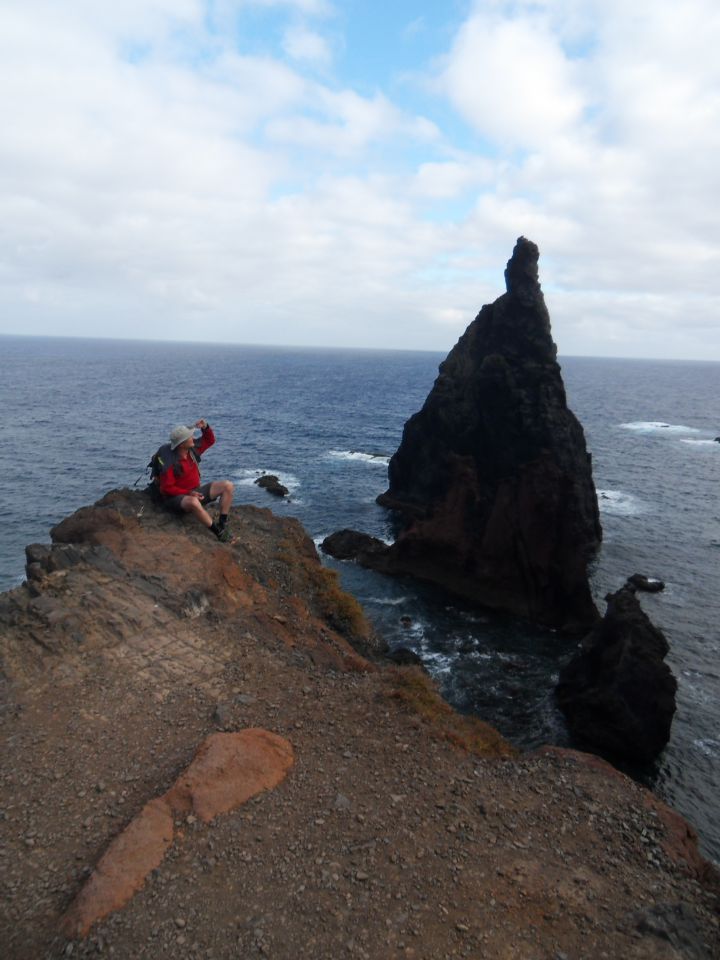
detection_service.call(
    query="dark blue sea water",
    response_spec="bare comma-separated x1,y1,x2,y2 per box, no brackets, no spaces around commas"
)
2,336,719,863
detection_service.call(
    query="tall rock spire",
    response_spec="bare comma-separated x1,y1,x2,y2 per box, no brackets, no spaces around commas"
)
375,237,602,631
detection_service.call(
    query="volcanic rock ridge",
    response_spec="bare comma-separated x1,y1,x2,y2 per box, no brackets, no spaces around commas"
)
0,491,717,957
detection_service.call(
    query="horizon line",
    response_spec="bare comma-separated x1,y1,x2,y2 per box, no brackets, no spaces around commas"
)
1,331,718,365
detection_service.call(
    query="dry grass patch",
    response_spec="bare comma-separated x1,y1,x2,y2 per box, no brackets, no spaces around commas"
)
386,665,518,759
276,538,372,643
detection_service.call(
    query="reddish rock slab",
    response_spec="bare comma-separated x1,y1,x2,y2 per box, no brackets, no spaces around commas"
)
61,730,294,938
61,797,173,939
166,729,295,822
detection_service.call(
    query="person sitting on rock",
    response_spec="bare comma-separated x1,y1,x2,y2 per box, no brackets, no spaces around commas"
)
158,420,235,542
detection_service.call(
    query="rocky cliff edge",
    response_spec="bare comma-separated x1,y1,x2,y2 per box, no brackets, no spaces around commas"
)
0,491,717,959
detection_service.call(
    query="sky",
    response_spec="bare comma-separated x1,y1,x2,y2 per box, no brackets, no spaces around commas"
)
1,0,719,360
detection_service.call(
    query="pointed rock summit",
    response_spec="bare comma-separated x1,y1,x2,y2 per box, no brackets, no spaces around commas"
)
328,238,602,631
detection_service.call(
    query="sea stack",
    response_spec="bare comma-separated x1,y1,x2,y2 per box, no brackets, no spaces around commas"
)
376,237,602,631
556,585,677,763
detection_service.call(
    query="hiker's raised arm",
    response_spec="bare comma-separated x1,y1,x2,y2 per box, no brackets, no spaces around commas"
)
196,421,215,454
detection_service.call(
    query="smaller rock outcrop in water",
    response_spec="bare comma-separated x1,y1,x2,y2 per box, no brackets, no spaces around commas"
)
321,529,389,565
255,474,289,497
627,573,665,593
556,585,677,764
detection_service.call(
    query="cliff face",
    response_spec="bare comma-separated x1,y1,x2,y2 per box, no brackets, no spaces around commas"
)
377,237,601,632
3,487,378,684
0,491,717,959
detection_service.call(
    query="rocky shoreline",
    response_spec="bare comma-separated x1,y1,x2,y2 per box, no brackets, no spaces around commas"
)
0,490,717,959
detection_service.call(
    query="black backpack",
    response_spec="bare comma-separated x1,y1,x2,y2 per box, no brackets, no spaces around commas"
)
140,443,202,499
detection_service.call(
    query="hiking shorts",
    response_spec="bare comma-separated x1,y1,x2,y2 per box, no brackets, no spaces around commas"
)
163,482,218,514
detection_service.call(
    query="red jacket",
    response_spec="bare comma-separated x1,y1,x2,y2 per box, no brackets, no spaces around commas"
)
158,426,215,497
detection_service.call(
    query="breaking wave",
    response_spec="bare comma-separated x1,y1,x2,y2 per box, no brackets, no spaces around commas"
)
597,489,645,516
327,449,390,465
620,421,701,435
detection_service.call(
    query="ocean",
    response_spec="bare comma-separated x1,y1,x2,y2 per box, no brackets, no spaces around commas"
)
1,336,719,863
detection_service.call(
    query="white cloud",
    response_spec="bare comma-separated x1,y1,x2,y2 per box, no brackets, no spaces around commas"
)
412,159,494,199
0,0,719,359
427,306,469,327
0,3,448,349
441,10,585,147
2,0,206,49
282,25,332,65
266,89,438,154
431,0,720,358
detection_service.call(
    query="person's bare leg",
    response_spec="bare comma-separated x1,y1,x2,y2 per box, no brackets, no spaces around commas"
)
180,495,213,527
208,480,234,514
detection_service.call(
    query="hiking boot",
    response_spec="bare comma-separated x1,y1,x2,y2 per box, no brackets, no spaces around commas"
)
217,526,233,543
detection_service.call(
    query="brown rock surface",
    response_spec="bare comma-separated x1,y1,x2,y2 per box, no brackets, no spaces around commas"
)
0,489,717,960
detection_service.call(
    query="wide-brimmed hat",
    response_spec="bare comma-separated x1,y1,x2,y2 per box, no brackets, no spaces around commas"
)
169,425,196,450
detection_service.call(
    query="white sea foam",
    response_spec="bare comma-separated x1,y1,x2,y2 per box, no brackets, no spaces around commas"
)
680,438,718,447
596,489,645,516
366,595,410,606
327,449,390,465
620,421,701,435
420,649,453,675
